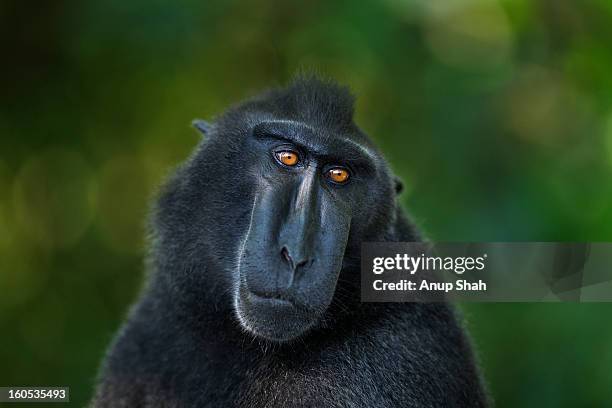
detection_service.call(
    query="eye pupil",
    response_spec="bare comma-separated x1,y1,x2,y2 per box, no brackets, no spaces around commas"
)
328,168,349,183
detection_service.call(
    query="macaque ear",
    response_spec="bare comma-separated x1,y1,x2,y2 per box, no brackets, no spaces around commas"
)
192,119,212,136
394,176,404,195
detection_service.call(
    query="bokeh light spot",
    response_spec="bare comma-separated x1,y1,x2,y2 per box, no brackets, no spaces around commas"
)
424,0,514,70
13,149,97,249
502,66,589,145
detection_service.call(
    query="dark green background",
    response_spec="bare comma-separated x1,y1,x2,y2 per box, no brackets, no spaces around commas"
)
1,1,612,406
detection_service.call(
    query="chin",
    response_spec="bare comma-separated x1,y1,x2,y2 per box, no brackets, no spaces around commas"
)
234,283,319,342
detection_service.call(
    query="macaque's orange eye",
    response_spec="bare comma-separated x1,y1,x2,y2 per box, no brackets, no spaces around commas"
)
275,151,299,166
327,167,350,184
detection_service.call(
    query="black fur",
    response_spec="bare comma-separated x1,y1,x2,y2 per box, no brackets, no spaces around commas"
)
93,76,489,407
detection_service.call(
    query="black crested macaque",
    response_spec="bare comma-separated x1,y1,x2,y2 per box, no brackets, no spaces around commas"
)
93,76,489,407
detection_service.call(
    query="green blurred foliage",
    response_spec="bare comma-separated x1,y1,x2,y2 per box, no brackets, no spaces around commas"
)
1,0,612,406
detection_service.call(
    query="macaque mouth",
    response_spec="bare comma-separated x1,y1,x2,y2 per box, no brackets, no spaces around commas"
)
240,276,311,314
235,278,319,342
249,287,296,305
249,291,298,311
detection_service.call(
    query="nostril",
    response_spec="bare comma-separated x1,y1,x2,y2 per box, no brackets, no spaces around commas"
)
281,247,313,271
281,247,293,266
